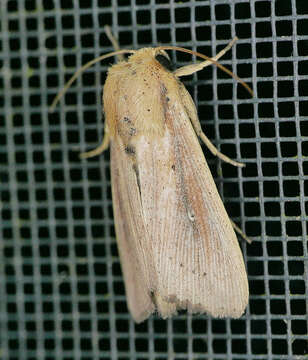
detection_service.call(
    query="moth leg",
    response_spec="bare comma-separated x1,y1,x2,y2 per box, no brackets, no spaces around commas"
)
174,37,237,77
79,27,121,160
180,84,244,167
104,25,124,62
198,131,244,168
79,127,110,159
230,220,252,243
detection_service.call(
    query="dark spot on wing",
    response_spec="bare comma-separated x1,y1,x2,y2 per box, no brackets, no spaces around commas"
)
129,127,136,136
123,116,131,123
150,291,157,307
133,163,142,202
155,54,174,71
125,145,135,155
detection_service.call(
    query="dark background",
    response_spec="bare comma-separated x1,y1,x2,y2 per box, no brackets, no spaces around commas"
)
0,0,307,359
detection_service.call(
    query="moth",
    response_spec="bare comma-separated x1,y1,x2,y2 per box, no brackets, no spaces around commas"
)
51,27,252,323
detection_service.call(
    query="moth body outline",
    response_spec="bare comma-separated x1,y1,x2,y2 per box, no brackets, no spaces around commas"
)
101,46,249,322
51,33,252,323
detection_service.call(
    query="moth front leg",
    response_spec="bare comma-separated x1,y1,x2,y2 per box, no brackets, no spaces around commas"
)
179,83,244,168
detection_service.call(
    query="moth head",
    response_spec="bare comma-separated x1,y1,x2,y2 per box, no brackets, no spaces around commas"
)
50,40,253,112
154,50,174,72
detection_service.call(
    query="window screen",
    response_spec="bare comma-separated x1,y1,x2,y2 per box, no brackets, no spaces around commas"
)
0,0,307,359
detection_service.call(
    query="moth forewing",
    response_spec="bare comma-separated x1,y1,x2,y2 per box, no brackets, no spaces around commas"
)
110,135,156,322
103,48,249,322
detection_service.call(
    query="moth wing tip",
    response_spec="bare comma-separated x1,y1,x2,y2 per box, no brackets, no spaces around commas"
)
131,305,155,324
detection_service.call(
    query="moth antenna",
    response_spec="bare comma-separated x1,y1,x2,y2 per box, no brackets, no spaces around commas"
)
158,39,254,97
104,25,124,61
49,49,135,112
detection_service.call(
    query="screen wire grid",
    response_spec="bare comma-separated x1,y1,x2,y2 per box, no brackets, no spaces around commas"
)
0,0,307,359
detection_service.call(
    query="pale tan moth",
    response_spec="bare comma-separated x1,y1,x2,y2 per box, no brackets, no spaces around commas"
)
51,27,253,323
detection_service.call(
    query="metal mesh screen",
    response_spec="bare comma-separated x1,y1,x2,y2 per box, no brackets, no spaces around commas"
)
1,0,307,359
